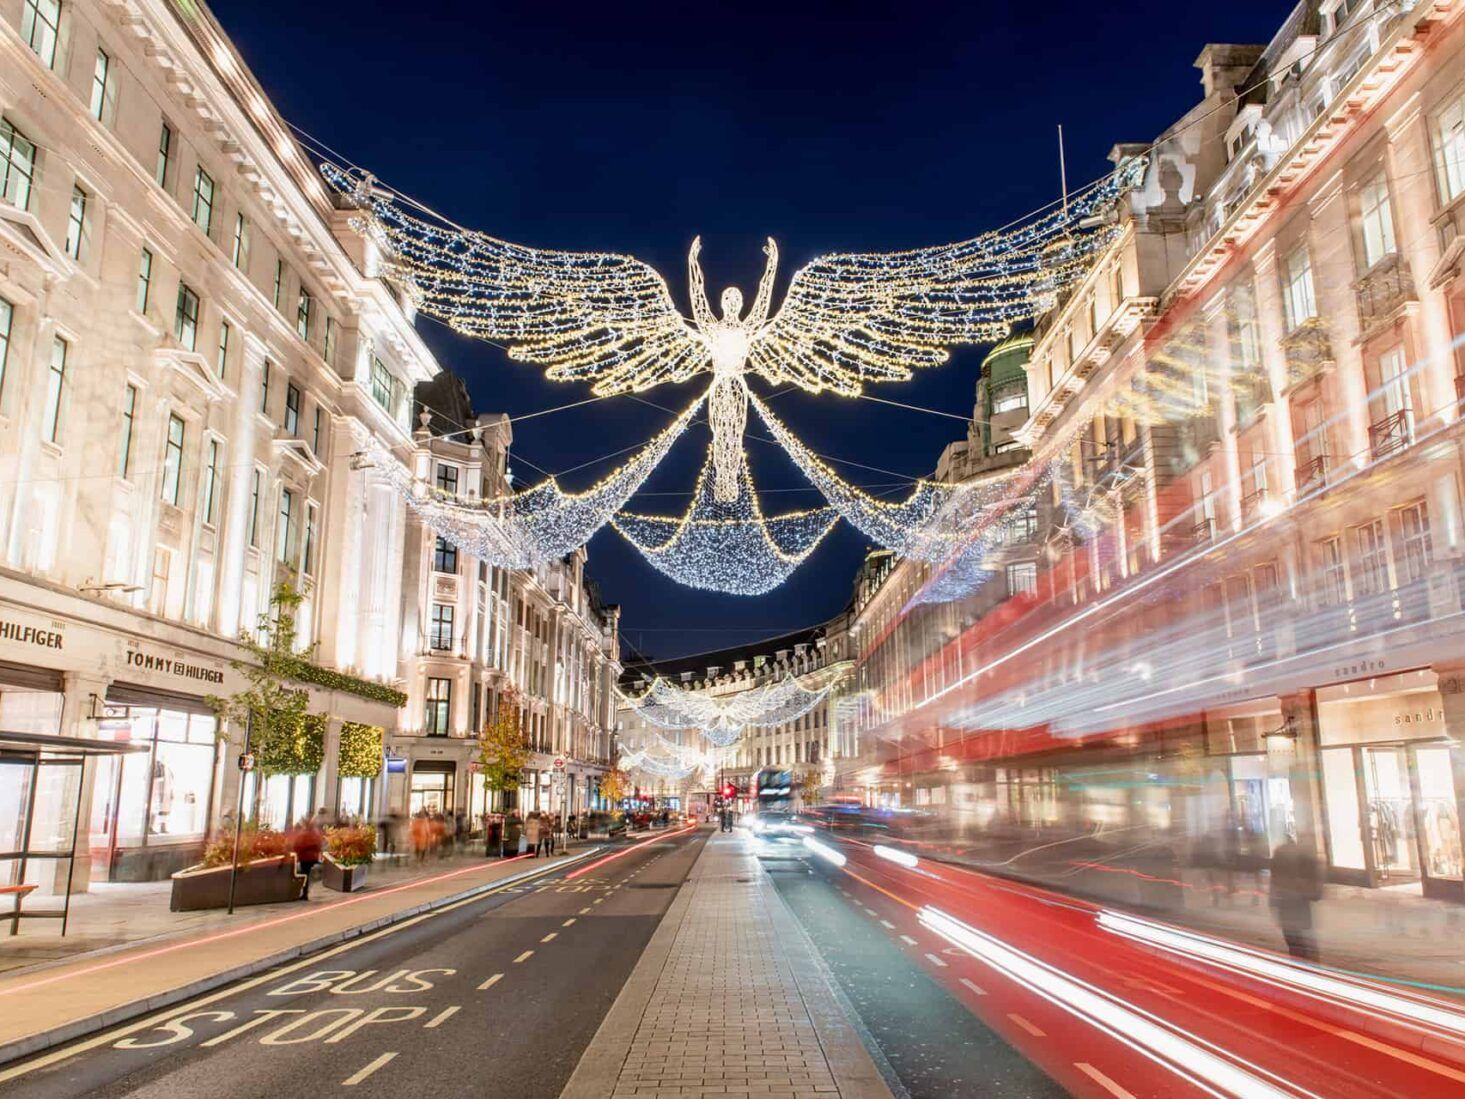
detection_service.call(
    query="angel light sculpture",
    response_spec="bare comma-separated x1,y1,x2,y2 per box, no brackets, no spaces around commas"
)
326,158,1142,503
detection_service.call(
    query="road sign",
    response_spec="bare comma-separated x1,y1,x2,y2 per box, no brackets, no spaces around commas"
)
237,752,255,772
553,756,566,771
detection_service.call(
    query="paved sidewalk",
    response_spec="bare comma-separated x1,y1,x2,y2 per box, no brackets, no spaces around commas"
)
563,830,890,1099
0,845,590,1064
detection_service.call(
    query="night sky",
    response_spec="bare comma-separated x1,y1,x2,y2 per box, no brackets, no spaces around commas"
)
215,0,1288,660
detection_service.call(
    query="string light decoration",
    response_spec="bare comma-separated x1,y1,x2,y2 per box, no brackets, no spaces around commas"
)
323,158,1145,503
618,672,833,747
612,439,838,595
351,395,703,569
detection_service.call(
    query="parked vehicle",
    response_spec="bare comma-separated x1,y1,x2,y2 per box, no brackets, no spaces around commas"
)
585,811,628,840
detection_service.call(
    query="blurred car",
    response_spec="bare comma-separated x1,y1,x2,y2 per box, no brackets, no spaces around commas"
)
585,811,627,840
745,809,805,841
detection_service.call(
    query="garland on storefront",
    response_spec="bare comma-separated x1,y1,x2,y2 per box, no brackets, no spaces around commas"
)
338,722,386,779
287,659,408,708
256,711,327,777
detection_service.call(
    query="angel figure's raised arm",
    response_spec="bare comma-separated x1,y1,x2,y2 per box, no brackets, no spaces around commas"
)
748,237,779,328
687,235,715,331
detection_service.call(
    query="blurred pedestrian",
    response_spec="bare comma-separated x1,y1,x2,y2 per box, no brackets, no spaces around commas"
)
1270,835,1324,962
524,812,541,858
411,811,431,863
290,814,324,901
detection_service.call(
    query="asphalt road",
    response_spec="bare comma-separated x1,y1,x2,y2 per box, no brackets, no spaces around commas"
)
0,828,706,1099
755,837,1066,1099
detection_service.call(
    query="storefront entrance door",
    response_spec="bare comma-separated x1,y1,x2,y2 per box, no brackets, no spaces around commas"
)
410,765,454,815
1362,746,1417,882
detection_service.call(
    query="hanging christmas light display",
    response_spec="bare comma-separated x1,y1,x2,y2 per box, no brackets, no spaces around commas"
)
618,671,833,747
322,157,1144,505
612,439,838,595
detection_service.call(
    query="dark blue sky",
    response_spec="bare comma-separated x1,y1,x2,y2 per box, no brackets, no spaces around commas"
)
216,0,1287,660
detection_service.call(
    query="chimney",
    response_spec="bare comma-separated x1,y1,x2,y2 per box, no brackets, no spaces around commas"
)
1194,43,1264,99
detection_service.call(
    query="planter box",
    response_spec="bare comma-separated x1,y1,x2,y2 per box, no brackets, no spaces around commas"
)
170,855,303,911
321,859,369,893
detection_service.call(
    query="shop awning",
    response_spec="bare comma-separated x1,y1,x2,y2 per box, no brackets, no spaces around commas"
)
0,730,151,755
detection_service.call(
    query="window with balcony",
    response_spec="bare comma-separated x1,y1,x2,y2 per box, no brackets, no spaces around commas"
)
174,284,199,352
1370,345,1414,458
1005,561,1038,598
191,167,214,236
1358,174,1397,269
1283,246,1317,330
1,119,37,211
433,536,458,574
430,604,454,651
21,0,61,70
425,678,452,736
161,414,185,506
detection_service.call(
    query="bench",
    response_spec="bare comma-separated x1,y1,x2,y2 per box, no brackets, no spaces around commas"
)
2,883,38,935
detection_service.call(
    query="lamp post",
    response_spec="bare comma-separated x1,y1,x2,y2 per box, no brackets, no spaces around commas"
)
226,712,254,916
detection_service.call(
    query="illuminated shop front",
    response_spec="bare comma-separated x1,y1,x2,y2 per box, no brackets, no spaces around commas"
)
410,761,456,814
1315,670,1464,901
1203,702,1296,864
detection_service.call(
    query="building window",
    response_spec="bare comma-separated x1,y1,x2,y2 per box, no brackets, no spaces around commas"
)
21,0,61,69
430,605,454,651
1317,537,1347,606
1353,519,1390,597
323,316,337,366
43,337,66,444
296,289,312,342
1282,246,1316,330
277,488,296,563
302,503,318,574
1358,174,1396,269
248,468,262,546
231,213,249,270
174,283,199,351
433,536,458,574
201,437,221,525
216,320,231,379
136,248,153,314
1434,90,1465,204
1,119,38,212
425,678,452,736
1006,561,1038,598
259,360,271,415
191,167,214,235
161,413,185,506
990,378,1027,415
89,48,113,122
311,406,324,455
370,357,398,415
155,122,173,189
272,259,284,310
117,383,137,479
0,298,12,398
436,463,459,495
1395,500,1433,584
63,186,87,260
284,382,301,435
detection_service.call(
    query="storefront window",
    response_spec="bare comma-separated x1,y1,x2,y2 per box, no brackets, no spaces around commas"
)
410,766,453,815
1322,748,1366,870
338,776,376,820
250,772,317,830
100,706,218,846
1416,746,1463,881
1363,746,1416,877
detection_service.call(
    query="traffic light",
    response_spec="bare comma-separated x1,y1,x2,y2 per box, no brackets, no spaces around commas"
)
721,782,737,800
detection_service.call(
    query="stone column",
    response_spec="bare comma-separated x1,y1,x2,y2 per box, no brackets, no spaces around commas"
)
1279,690,1325,854
320,717,343,816
1205,290,1245,530
57,672,112,892
215,334,265,639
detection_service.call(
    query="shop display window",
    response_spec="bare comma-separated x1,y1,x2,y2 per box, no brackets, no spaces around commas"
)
1415,746,1463,881
98,706,218,847
1322,748,1366,870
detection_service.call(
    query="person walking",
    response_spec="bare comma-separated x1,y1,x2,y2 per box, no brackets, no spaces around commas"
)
290,814,325,901
1270,835,1324,962
524,812,541,858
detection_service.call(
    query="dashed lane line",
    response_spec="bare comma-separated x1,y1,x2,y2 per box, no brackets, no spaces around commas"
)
540,932,558,943
514,950,535,963
562,918,576,927
959,978,987,997
1074,1063,1138,1099
1008,1013,1046,1038
477,974,504,991
899,935,918,946
924,953,948,968
342,1052,397,1086
879,920,895,929
578,907,592,915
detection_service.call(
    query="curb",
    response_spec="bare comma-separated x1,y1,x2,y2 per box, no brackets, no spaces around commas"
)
0,848,598,1070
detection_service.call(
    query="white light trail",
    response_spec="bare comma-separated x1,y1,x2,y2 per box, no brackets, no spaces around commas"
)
803,836,847,867
918,906,1309,1099
874,844,919,869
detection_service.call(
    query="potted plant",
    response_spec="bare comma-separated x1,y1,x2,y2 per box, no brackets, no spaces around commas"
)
322,823,376,892
476,690,529,857
170,824,304,911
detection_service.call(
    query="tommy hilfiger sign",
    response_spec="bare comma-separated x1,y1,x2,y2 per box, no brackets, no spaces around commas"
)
123,649,225,684
0,616,64,649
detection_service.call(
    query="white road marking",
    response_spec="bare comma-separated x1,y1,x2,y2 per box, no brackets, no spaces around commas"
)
514,950,534,963
899,935,918,946
342,1052,397,1086
879,920,895,929
540,932,558,943
579,907,592,915
959,978,987,996
562,918,576,927
424,1006,460,1029
477,974,504,991
924,953,948,968
1074,1063,1137,1099
1008,1013,1046,1038
863,907,878,917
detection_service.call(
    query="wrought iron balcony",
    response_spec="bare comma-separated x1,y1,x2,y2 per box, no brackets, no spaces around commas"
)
1294,452,1329,494
1354,253,1416,335
1192,516,1216,543
1368,408,1413,460
1279,318,1333,390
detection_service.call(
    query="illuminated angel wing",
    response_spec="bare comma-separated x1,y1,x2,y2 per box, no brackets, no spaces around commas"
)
747,162,1143,396
322,165,709,396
